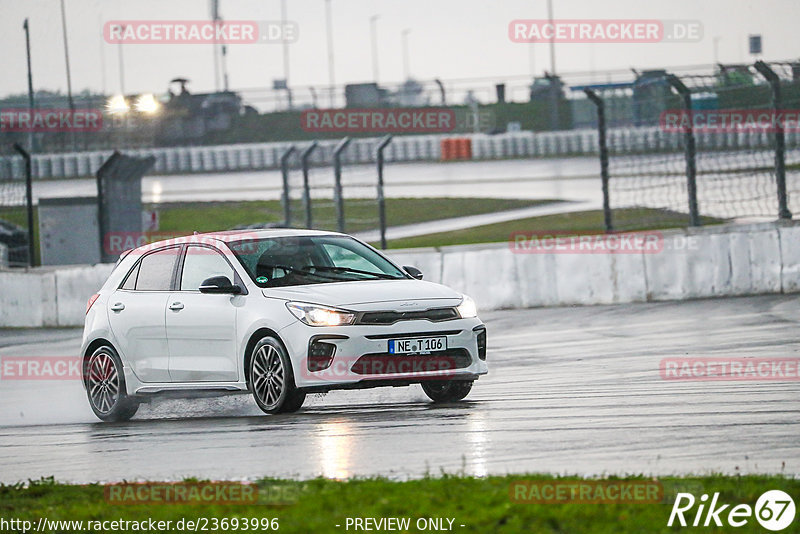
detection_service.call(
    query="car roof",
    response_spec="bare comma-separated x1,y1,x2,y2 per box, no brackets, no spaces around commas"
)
197,228,344,242
132,228,346,253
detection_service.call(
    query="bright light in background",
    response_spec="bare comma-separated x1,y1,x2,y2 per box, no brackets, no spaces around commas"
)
150,181,163,204
106,94,129,115
134,93,160,114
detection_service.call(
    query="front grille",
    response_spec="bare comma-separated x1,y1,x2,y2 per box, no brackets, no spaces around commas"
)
350,348,472,375
356,307,458,325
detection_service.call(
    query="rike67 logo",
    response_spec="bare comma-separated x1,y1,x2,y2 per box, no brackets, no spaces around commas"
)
669,490,795,531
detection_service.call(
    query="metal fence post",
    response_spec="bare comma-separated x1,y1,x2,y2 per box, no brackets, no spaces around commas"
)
666,74,701,227
12,143,34,267
300,141,318,229
583,89,613,233
333,137,352,233
375,135,393,250
279,146,296,227
754,60,792,220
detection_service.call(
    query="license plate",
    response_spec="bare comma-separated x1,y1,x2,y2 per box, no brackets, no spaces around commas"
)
388,337,447,354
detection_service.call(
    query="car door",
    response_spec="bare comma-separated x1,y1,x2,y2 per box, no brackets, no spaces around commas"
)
165,244,240,382
106,246,179,383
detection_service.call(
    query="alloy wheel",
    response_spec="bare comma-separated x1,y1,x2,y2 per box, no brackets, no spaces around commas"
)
87,351,120,414
252,344,285,408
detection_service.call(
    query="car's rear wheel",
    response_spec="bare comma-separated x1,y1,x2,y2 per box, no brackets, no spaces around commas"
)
250,337,305,414
421,380,474,403
84,345,139,422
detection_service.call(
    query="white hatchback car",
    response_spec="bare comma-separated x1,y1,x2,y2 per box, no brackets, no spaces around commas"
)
82,230,488,421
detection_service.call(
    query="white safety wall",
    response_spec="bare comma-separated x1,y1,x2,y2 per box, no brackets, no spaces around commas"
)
0,222,798,327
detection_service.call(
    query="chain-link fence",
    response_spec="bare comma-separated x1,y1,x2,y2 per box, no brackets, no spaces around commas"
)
0,146,33,267
279,138,391,244
579,61,800,231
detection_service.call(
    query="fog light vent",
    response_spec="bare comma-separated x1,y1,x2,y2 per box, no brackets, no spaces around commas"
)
308,341,336,371
475,328,487,361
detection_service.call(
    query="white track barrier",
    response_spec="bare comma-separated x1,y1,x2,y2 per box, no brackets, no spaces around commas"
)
0,221,798,327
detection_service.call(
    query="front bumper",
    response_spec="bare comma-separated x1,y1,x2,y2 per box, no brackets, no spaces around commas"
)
279,317,488,390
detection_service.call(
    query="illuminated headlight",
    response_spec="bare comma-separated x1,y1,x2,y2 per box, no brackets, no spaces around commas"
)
286,302,356,327
456,295,477,318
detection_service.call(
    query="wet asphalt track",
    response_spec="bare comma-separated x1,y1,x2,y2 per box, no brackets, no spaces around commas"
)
1,295,799,483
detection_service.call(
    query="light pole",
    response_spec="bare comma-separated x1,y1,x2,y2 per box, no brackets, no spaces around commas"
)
59,0,77,150
528,40,535,78
211,0,220,91
281,0,292,109
325,0,335,106
23,19,35,153
546,0,556,75
117,24,126,95
98,14,107,96
401,28,411,80
370,15,379,82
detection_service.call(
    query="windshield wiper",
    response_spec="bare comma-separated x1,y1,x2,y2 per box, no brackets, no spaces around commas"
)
257,264,343,282
306,265,402,280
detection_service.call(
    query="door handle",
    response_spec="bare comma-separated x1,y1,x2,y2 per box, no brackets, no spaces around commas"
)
169,302,185,311
110,303,125,312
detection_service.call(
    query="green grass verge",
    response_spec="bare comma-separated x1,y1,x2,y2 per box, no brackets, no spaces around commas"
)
150,198,555,235
2,475,796,533
386,208,726,249
0,198,549,265
0,202,723,261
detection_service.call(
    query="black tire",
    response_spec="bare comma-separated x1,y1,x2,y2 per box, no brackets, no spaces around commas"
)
249,337,305,414
421,380,474,403
83,345,139,422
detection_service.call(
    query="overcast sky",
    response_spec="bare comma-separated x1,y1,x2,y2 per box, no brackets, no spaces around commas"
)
1,0,797,98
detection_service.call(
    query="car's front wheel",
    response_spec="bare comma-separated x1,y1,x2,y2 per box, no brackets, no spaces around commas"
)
421,380,474,403
84,345,139,422
249,337,305,414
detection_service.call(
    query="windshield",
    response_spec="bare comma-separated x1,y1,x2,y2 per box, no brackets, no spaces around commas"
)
228,235,407,288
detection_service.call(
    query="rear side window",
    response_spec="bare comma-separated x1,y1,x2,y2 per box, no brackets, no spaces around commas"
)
133,248,179,291
120,262,140,290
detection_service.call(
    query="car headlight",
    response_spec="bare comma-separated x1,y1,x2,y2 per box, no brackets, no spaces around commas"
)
286,302,356,327
456,295,478,318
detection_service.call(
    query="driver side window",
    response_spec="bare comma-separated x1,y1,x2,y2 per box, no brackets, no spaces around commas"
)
180,246,235,291
322,243,381,272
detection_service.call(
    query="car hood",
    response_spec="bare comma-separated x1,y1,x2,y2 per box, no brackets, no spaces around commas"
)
261,279,463,311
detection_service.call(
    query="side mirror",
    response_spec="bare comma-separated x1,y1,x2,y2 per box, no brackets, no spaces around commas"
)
199,276,242,294
403,265,423,280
